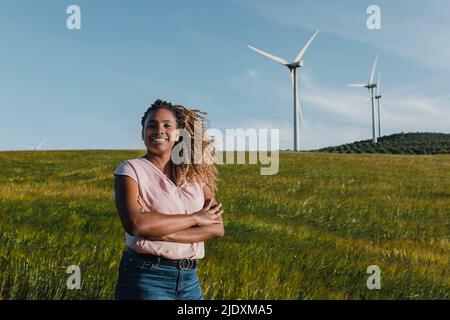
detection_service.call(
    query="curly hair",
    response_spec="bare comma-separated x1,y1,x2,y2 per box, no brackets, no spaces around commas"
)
141,99,218,192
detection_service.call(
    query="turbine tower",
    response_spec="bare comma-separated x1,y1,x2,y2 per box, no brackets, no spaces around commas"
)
374,73,382,138
247,30,319,151
348,54,379,143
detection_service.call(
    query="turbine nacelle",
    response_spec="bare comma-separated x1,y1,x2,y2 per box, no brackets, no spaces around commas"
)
247,30,319,70
288,64,299,70
347,83,377,89
289,60,304,69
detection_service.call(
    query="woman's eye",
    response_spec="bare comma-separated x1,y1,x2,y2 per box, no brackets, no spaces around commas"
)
146,123,172,129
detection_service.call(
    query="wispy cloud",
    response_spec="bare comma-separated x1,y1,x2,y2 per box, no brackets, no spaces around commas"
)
230,67,449,149
232,0,450,71
303,72,449,131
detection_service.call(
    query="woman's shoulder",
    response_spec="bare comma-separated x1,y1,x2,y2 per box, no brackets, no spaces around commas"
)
114,158,147,181
116,157,146,168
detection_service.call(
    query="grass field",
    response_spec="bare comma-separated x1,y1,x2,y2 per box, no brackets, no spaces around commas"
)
0,150,448,299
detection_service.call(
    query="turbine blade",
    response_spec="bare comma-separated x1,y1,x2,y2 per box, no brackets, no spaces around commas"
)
376,72,381,96
247,45,288,65
348,84,366,88
297,86,303,121
37,138,47,149
369,54,379,85
293,30,319,64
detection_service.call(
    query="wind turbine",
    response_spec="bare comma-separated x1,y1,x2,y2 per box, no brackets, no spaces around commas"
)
247,30,319,151
348,54,379,143
374,73,382,138
20,138,48,151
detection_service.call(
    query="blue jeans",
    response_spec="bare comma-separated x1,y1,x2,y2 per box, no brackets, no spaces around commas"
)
115,250,203,300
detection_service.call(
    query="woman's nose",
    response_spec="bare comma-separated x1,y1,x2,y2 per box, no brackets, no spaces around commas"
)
157,126,166,135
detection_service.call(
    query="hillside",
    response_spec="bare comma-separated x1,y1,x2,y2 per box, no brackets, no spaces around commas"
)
315,132,450,154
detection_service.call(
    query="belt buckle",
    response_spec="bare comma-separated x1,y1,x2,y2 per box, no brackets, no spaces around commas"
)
178,258,194,270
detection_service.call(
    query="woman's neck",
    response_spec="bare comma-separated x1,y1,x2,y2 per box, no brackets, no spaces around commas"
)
145,152,172,175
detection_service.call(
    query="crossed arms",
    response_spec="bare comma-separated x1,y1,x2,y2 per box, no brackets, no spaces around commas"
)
114,175,224,243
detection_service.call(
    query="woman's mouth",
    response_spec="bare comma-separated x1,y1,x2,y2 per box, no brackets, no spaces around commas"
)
151,137,169,144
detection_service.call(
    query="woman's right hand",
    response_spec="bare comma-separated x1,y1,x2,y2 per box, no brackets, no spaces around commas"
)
194,199,223,226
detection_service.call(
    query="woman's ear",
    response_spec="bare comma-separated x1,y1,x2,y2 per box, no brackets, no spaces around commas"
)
141,129,144,140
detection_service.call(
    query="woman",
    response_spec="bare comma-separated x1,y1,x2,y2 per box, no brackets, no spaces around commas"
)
114,99,224,300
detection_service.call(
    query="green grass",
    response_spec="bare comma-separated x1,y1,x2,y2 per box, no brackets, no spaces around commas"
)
0,150,448,299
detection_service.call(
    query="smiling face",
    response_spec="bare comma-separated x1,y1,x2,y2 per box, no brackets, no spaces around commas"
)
142,108,179,156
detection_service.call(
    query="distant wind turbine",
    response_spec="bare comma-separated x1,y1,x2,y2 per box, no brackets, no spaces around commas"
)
20,138,48,151
374,73,383,138
348,54,379,143
247,30,320,151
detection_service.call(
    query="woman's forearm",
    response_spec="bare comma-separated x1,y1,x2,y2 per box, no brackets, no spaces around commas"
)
133,212,199,238
149,224,224,243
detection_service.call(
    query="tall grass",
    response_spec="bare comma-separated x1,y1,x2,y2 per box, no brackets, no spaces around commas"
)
0,150,448,299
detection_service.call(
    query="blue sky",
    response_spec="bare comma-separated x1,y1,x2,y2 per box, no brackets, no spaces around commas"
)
1,0,449,151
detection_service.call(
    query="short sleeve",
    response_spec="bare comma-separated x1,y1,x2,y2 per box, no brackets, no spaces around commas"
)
114,160,138,183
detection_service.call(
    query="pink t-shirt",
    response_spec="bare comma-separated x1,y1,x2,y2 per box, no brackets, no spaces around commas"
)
114,157,205,259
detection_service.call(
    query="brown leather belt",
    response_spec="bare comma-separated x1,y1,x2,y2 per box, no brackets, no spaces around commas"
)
126,248,198,270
